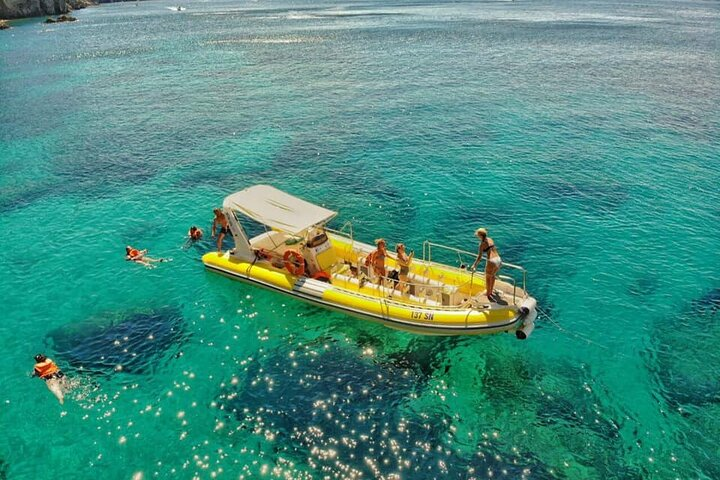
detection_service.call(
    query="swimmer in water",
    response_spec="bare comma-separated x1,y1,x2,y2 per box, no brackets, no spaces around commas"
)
125,246,170,268
32,354,66,405
188,226,203,241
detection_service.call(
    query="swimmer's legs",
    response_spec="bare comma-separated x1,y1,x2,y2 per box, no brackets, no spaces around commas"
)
46,377,65,405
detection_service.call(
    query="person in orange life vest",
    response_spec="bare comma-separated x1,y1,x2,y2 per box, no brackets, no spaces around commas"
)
125,245,168,268
32,354,66,405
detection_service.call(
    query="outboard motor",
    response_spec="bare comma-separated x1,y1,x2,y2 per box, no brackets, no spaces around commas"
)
516,297,538,340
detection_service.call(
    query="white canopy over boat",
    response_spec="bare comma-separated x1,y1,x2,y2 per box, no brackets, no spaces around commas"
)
223,185,337,235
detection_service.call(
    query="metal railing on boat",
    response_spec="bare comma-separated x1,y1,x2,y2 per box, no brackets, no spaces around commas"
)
323,227,529,309
422,240,528,304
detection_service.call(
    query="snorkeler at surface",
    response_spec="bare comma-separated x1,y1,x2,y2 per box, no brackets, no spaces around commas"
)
32,354,66,405
125,246,170,268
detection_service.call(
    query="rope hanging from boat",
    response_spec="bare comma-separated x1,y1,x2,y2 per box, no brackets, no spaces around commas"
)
536,306,631,358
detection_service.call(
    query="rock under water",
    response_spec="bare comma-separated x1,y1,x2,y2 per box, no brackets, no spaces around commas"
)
46,306,187,376
651,288,720,409
648,289,720,479
215,340,547,479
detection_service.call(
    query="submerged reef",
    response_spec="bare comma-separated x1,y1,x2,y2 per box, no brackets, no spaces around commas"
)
463,347,640,478
651,289,720,409
215,340,546,479
536,178,629,215
237,328,649,478
384,336,460,379
649,288,720,479
46,306,187,376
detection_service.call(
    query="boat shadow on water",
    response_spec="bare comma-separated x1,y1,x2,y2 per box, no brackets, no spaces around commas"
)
45,306,189,377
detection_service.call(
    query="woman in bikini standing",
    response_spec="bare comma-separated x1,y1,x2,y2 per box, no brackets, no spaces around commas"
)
394,243,414,293
471,227,502,301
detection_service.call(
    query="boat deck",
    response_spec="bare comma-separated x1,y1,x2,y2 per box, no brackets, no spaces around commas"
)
248,230,528,310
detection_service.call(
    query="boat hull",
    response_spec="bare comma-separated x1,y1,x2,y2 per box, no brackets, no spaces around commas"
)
203,252,525,336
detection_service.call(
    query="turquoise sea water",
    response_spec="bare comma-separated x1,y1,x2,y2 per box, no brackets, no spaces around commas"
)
1,0,719,478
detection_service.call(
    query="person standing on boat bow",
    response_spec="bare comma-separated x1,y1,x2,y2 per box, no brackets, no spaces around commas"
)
212,208,230,253
471,227,503,302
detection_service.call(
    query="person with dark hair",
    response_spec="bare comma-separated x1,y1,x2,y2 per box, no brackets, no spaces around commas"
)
211,208,230,253
471,227,503,301
32,354,66,404
188,226,203,241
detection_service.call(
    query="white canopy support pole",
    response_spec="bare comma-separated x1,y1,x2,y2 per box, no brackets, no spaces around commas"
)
224,208,253,260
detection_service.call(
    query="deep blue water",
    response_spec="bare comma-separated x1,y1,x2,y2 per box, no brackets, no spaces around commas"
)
1,0,719,478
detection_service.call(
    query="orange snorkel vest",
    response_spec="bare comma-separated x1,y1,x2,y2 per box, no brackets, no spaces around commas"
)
34,360,59,379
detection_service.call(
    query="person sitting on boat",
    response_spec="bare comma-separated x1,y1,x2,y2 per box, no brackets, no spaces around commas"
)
125,246,168,268
394,243,414,293
364,238,387,284
188,226,203,241
471,228,503,301
211,208,230,253
32,354,66,404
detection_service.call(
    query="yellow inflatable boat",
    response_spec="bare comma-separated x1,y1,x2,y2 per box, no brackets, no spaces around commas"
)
202,185,538,338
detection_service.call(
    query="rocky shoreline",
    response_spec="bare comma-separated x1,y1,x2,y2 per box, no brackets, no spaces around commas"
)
0,0,94,22
44,13,77,22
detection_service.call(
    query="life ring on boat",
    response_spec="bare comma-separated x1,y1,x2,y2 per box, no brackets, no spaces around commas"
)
312,271,331,283
283,250,305,276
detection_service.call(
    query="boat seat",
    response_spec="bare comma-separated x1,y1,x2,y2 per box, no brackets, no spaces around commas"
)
405,272,459,305
331,273,441,307
407,272,445,288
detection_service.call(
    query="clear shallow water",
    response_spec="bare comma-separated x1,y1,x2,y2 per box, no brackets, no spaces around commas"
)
1,0,719,478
